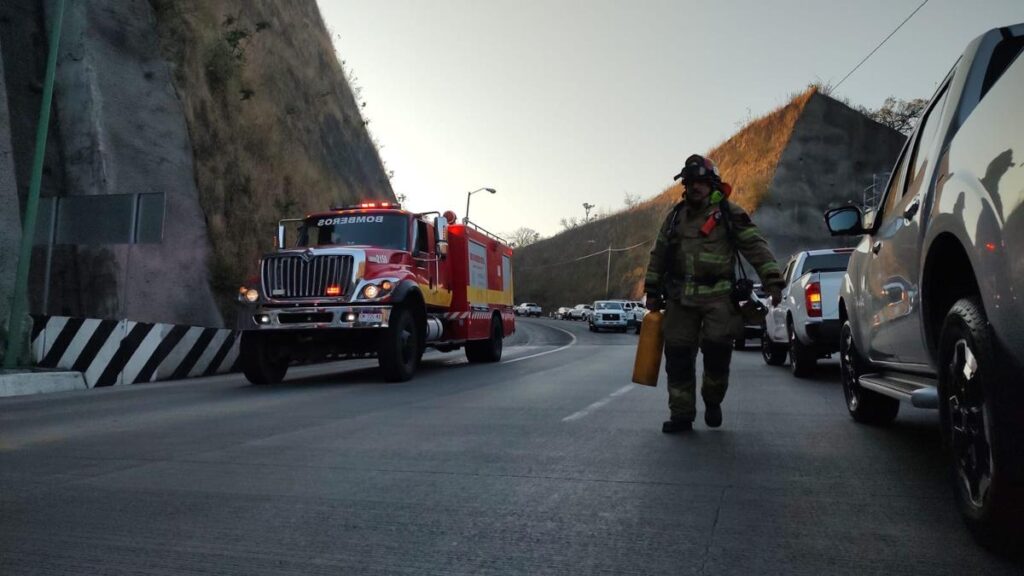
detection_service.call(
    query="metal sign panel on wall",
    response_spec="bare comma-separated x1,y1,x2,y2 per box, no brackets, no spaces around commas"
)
33,193,165,246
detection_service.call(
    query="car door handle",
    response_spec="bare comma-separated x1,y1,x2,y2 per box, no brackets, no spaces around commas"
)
872,241,883,255
903,198,920,221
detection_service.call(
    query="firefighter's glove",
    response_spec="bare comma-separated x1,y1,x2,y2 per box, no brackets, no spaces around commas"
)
646,294,665,311
768,285,783,307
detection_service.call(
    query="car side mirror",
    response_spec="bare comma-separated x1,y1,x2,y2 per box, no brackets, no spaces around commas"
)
824,206,865,236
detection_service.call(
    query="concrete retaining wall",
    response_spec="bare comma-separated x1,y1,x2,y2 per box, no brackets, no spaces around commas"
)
31,315,240,388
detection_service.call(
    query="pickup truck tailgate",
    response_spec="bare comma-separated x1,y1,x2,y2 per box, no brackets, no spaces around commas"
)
817,271,845,320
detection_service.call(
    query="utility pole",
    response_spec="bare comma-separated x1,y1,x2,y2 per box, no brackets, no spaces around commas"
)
605,244,611,298
4,0,66,368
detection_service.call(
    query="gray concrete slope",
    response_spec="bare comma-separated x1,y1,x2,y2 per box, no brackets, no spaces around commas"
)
0,318,1018,575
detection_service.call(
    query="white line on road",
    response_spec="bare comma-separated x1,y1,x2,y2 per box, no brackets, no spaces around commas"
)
501,325,578,365
562,385,635,422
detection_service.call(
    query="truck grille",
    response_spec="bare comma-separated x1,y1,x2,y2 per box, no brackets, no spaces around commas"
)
602,313,620,321
261,255,354,299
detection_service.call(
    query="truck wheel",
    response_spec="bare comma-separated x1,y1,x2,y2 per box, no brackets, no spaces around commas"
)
240,332,289,385
761,322,787,366
789,321,817,378
466,315,503,363
939,298,1020,544
840,320,898,425
378,306,419,382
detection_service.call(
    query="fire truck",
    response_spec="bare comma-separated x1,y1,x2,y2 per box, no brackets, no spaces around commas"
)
237,202,515,384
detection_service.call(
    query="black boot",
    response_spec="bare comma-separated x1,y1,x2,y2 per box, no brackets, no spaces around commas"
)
662,418,693,433
705,404,723,428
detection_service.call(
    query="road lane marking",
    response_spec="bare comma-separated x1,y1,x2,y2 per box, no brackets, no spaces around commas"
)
501,325,577,365
562,385,634,421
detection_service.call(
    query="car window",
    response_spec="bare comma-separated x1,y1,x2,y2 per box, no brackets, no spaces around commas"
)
783,260,795,284
903,82,951,203
801,252,851,274
876,138,913,229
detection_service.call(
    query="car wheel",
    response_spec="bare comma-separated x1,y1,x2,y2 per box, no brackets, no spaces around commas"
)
240,332,289,385
789,321,817,378
466,314,504,363
939,297,1021,544
839,320,898,424
378,306,419,382
761,322,787,366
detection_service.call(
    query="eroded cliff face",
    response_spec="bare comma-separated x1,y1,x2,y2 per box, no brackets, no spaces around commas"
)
0,0,393,326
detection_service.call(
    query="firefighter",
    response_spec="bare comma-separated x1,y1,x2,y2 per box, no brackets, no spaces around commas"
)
645,154,784,433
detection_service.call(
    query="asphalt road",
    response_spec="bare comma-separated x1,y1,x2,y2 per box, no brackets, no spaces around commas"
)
1,318,1019,575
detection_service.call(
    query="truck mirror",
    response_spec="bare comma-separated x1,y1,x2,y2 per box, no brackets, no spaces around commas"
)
438,240,449,257
824,206,864,236
434,215,449,258
277,222,286,248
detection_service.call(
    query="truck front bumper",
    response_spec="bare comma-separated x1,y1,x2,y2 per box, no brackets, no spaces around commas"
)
248,305,392,330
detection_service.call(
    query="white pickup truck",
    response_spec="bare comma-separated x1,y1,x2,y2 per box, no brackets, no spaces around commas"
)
762,248,853,377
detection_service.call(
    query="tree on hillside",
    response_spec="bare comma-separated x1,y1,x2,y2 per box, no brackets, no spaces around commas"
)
623,193,640,209
559,216,583,231
506,227,541,248
863,97,927,135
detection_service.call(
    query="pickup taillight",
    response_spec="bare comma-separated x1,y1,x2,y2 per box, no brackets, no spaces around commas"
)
805,281,822,318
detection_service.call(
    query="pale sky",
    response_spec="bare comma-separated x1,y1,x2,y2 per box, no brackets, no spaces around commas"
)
317,0,1024,238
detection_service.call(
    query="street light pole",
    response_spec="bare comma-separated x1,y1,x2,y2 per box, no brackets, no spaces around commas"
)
464,187,496,224
582,202,595,222
605,244,611,298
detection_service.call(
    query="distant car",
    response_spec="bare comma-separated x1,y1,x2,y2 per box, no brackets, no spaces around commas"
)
514,303,542,317
555,306,572,319
567,304,591,320
589,301,627,332
762,248,853,375
618,300,647,333
734,284,767,350
823,23,1024,543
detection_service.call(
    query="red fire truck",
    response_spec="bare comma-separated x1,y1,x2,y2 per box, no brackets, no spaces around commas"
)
237,202,515,383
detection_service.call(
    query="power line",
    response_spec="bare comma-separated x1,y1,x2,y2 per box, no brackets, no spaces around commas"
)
516,241,652,271
833,0,931,92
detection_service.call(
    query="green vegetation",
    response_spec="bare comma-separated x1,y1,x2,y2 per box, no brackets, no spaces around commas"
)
150,0,394,317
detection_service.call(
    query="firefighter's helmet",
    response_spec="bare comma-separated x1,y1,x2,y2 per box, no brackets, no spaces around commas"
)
673,154,720,184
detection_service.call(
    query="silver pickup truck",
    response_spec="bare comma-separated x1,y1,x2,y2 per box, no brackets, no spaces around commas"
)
824,23,1024,543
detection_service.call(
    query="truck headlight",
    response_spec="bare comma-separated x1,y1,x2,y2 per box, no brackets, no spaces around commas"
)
244,288,259,303
362,284,380,299
360,280,396,300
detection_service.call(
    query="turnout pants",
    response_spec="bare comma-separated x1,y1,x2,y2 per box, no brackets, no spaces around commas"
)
662,297,741,421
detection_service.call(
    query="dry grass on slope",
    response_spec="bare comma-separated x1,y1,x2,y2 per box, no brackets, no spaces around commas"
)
151,0,393,315
648,86,817,213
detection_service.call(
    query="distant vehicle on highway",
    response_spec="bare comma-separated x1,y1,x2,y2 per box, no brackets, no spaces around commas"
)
589,300,627,332
734,283,767,350
619,300,646,333
555,306,572,319
761,249,853,374
567,304,592,321
824,23,1024,543
514,302,542,317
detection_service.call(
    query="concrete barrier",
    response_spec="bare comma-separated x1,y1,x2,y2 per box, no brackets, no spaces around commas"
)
30,315,240,388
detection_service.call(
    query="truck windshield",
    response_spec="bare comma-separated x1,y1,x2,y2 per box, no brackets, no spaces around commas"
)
595,302,622,310
802,252,851,274
298,213,408,250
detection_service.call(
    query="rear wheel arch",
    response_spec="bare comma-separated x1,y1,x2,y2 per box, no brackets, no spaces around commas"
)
922,234,980,360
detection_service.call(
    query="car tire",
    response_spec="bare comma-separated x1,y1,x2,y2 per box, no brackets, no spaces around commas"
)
789,321,817,378
240,332,289,385
589,323,597,332
938,297,1021,545
466,314,504,363
761,322,787,366
378,306,419,382
839,320,899,425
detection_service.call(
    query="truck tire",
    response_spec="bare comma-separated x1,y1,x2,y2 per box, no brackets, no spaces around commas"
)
839,320,899,425
939,298,1021,545
788,320,817,378
378,306,419,382
761,322,787,366
240,332,289,385
466,314,503,363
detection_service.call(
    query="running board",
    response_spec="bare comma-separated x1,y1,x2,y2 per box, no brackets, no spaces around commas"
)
859,372,939,410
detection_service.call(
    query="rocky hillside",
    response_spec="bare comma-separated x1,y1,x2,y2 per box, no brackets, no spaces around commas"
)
0,0,392,328
514,88,905,311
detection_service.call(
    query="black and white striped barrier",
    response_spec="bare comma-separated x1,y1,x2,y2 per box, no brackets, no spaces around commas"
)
31,316,241,388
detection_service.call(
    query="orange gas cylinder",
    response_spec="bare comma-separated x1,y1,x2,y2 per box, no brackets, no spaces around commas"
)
632,311,664,387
